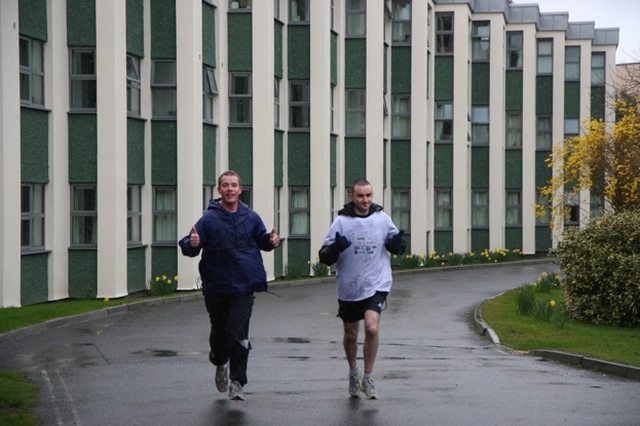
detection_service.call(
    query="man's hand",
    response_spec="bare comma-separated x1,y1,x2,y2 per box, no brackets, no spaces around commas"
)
190,225,200,247
385,229,406,255
331,232,351,253
269,228,280,247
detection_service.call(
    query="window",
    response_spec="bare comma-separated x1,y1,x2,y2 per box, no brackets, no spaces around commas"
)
505,189,522,226
19,37,45,107
290,80,310,129
506,31,523,69
537,39,553,75
392,0,411,44
435,13,453,54
472,22,490,62
590,192,604,218
565,46,580,81
239,186,252,208
71,185,97,246
290,187,310,235
230,73,252,125
275,0,280,19
435,189,452,229
290,0,309,23
536,190,550,225
506,111,522,148
564,191,580,226
591,53,605,86
70,49,96,111
331,86,336,133
203,186,215,212
435,102,453,142
127,55,141,116
471,189,489,228
471,106,489,145
564,118,580,137
21,184,45,252
536,115,552,150
392,95,411,138
229,0,251,10
346,0,366,37
153,187,177,243
203,66,217,123
345,89,366,136
274,79,281,128
127,186,142,244
392,189,410,231
152,60,177,118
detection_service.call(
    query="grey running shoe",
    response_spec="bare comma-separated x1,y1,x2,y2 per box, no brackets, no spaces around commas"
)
348,367,363,397
362,375,378,399
229,380,245,400
215,364,228,393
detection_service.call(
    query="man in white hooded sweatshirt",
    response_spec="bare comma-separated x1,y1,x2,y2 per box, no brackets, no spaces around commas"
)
318,178,406,399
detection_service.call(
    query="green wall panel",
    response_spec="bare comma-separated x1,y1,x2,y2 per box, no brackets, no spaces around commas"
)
471,229,490,254
505,149,522,189
287,133,310,186
384,45,388,94
275,131,283,186
203,125,217,185
150,0,176,58
472,63,490,105
21,108,49,183
19,0,47,41
330,135,337,187
273,243,283,278
126,0,144,57
228,13,252,71
344,39,366,88
344,138,365,186
535,226,552,254
127,118,145,185
127,246,147,294
390,140,411,187
151,121,177,185
202,2,216,66
434,144,453,187
69,114,97,183
275,22,284,79
564,81,580,118
505,228,522,251
288,26,310,79
471,146,489,187
68,250,97,299
391,46,411,94
434,231,453,255
228,128,253,184
536,76,553,115
535,151,552,187
591,86,605,120
434,56,453,101
287,239,310,277
331,32,338,86
21,253,48,306
505,70,523,111
67,0,96,46
151,246,177,279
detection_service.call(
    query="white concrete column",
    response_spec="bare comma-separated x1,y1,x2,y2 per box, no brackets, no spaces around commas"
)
309,0,332,268
96,0,128,298
176,1,203,290
47,0,71,301
0,0,21,307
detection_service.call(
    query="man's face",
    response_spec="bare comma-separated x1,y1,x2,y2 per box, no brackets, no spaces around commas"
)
350,184,373,215
217,175,242,206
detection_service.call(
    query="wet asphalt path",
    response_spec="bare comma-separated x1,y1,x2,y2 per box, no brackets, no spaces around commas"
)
1,261,639,426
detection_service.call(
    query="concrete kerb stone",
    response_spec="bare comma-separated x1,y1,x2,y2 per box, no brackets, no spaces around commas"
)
531,349,640,381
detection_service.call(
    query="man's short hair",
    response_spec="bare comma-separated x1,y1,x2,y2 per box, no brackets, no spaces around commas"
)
350,178,371,193
218,170,242,187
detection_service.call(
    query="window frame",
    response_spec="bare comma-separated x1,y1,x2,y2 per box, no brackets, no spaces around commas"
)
127,185,142,245
564,190,580,227
21,184,45,253
565,46,580,81
153,186,178,244
346,0,366,38
435,101,453,142
345,89,366,136
391,94,411,139
229,72,253,126
506,31,523,70
70,185,98,247
505,189,522,227
289,0,310,23
506,111,522,148
69,48,97,112
289,79,310,130
229,0,252,11
536,115,552,150
471,21,490,62
537,39,553,75
471,188,489,228
471,106,489,145
391,0,412,45
289,187,310,236
434,189,453,230
151,59,177,119
19,37,45,108
127,55,141,117
435,12,453,54
591,52,606,86
203,65,217,124
391,189,411,232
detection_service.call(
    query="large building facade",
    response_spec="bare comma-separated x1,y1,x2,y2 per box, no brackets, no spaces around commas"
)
0,0,618,307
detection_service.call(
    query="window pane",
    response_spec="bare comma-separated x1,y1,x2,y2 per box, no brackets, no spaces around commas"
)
436,103,452,119
153,89,177,116
153,62,176,85
72,51,95,75
290,82,309,102
472,124,489,144
32,74,44,105
19,38,30,67
72,216,97,244
74,187,96,211
31,41,43,72
70,80,97,109
230,98,252,123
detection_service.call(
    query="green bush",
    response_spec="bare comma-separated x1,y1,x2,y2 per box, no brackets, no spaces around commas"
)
556,211,640,326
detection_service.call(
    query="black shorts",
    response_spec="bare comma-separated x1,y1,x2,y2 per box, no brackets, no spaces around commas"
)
337,291,389,323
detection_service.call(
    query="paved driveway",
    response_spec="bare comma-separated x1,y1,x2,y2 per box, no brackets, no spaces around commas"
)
1,261,639,426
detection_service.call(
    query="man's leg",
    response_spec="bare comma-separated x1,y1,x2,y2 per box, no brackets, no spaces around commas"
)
343,321,360,368
204,295,230,366
362,310,380,374
227,294,254,387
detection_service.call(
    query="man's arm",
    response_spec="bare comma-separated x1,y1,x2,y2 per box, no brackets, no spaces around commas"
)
318,232,351,266
179,225,202,257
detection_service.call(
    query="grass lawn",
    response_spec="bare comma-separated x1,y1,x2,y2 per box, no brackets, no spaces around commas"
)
481,287,640,367
0,371,39,426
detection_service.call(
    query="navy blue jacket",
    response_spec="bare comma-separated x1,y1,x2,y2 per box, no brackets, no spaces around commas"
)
179,199,274,296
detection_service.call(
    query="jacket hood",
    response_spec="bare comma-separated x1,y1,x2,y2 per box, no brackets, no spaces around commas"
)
207,198,248,212
338,202,383,218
